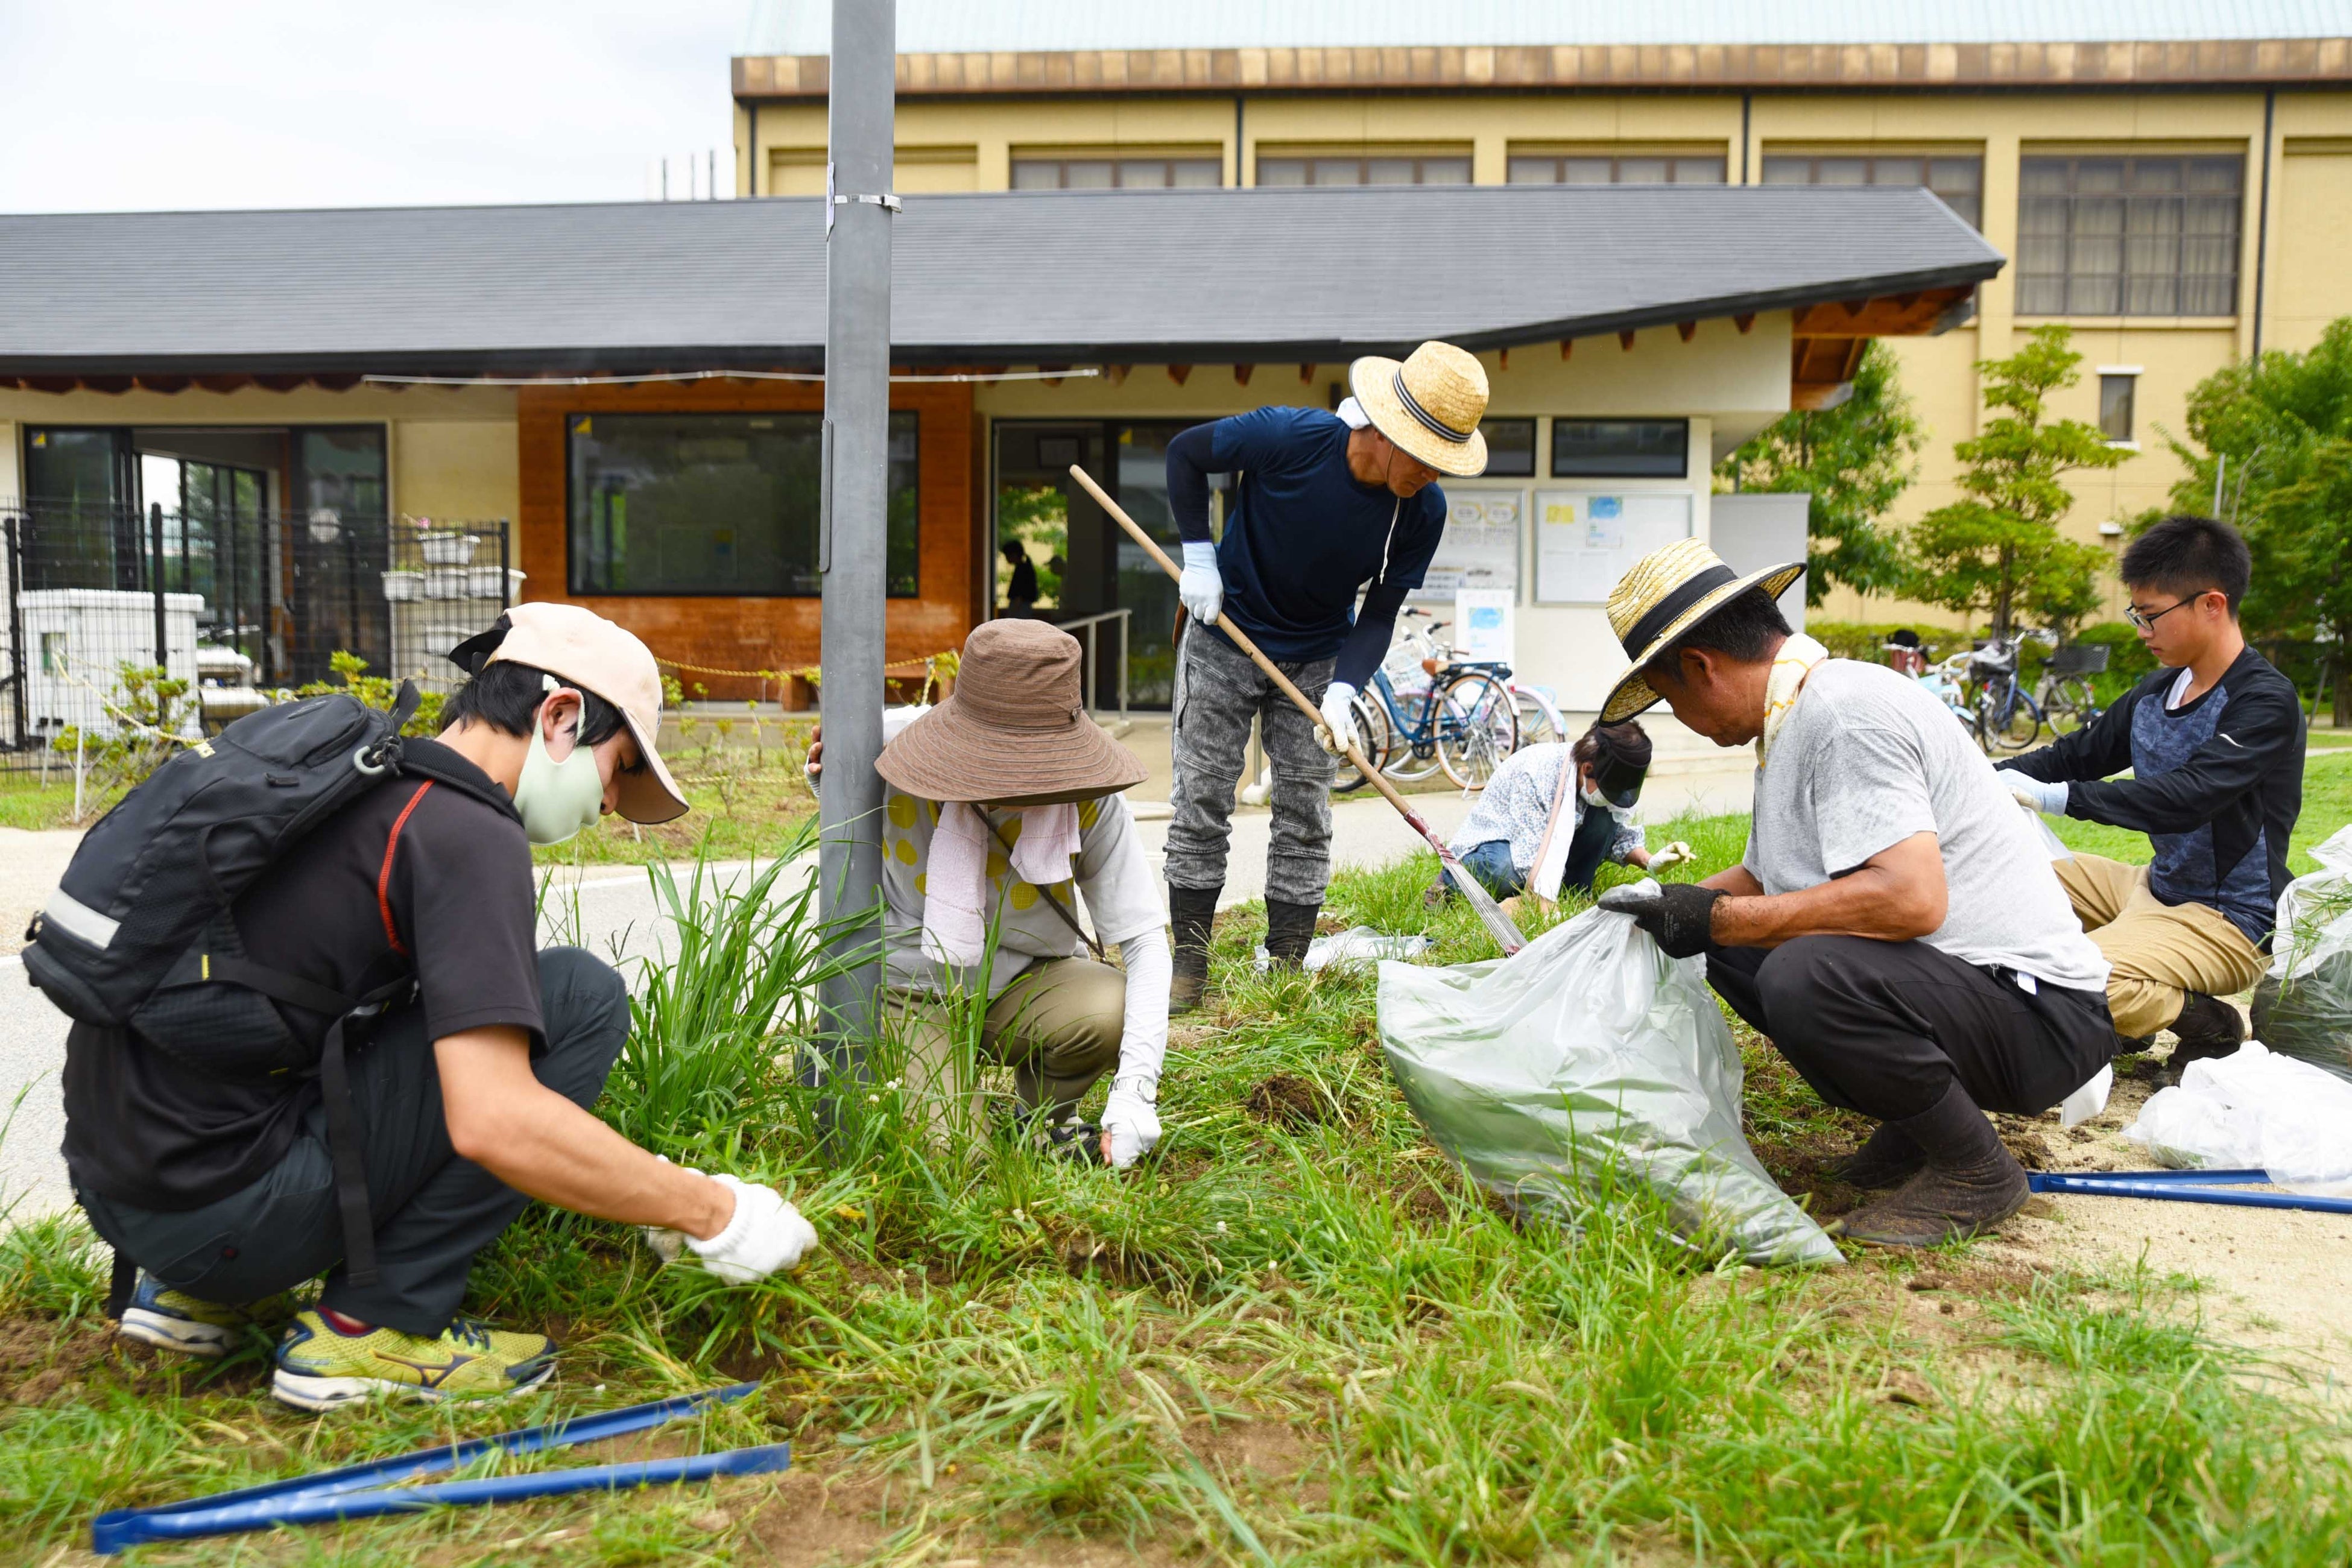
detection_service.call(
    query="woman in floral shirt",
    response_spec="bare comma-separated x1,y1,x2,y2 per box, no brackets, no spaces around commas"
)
1429,722,1689,907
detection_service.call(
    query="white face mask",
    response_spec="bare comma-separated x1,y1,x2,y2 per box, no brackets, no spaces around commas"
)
513,685,605,846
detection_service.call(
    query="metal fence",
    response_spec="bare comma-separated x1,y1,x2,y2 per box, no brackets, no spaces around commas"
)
1,501,516,763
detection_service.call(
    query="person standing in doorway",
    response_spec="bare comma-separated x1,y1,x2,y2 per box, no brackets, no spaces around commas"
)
1002,540,1040,617
1160,341,1488,1010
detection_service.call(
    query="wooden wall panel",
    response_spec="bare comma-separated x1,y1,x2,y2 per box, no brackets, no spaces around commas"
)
515,378,976,701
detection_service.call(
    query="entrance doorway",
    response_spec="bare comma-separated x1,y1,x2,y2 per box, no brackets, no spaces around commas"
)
992,420,1206,710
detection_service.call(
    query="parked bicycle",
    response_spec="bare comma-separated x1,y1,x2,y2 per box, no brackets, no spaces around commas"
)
1345,622,1519,790
2033,634,2108,733
1968,633,2047,751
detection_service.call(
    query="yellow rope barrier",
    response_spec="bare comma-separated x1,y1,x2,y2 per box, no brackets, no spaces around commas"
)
653,650,959,688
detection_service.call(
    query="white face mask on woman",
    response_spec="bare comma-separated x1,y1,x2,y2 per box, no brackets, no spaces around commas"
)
513,678,606,845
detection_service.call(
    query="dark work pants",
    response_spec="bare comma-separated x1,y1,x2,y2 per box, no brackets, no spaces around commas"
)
78,947,630,1337
1705,935,2116,1124
1439,801,1619,903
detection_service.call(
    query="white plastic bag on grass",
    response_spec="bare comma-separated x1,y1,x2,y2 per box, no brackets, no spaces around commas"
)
1253,926,1432,973
2122,1040,2352,1195
2251,825,2352,1084
1376,893,1841,1268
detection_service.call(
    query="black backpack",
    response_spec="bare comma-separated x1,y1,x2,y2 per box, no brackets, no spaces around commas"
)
22,681,518,1307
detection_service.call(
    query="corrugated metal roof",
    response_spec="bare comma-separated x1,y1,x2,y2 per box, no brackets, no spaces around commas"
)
0,185,2000,375
741,0,2352,55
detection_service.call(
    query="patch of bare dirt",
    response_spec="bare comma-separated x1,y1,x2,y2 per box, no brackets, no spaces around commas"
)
1245,1072,1327,1130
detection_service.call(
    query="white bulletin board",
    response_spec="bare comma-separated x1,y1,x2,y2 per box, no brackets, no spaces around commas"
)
1411,490,1525,604
1534,490,1693,605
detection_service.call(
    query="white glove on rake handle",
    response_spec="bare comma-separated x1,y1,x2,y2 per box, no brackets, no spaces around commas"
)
1315,681,1359,756
643,1174,818,1282
1178,542,1225,626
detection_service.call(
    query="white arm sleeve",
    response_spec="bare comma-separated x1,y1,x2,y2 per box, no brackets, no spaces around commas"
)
1114,926,1171,1095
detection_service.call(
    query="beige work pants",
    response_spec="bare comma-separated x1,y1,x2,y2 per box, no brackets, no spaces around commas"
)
888,956,1126,1136
2055,852,2267,1040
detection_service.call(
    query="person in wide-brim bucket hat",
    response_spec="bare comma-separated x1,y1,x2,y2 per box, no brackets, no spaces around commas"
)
1598,537,1806,724
1347,341,1492,479
878,619,1147,806
865,618,1169,1175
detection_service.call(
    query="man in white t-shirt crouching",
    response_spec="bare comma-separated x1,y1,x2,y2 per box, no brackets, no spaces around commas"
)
1596,541,2116,1248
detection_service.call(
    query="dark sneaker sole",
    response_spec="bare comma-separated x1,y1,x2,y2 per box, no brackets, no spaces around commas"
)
119,1309,234,1359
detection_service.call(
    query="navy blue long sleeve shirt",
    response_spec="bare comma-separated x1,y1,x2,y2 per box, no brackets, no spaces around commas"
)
1165,408,1446,688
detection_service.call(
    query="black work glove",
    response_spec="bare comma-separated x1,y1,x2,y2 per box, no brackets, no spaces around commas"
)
1598,883,1725,959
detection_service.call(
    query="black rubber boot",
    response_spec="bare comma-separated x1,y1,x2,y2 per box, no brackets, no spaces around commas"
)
1823,1121,1926,1190
1263,899,1321,968
1833,1081,2028,1248
1168,885,1219,1014
2164,992,2247,1081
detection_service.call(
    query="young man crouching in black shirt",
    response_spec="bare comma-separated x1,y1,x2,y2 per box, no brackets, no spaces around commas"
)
67,604,817,1411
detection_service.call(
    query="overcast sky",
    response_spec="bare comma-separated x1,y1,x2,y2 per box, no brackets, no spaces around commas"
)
0,1,748,213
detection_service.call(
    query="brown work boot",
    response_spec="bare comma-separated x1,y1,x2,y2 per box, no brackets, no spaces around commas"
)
1168,884,1218,1014
1263,899,1320,968
1823,1121,1926,1190
2163,992,2248,1083
1832,1082,2028,1248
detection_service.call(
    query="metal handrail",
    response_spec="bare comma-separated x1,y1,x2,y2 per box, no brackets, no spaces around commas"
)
1051,608,1131,726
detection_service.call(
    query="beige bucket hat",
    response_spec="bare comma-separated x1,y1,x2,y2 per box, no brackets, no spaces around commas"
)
1347,340,1491,478
449,603,690,824
878,619,1149,806
1599,538,1806,724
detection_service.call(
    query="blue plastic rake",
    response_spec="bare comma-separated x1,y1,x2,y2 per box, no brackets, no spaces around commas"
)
90,1382,788,1555
2026,1166,2352,1216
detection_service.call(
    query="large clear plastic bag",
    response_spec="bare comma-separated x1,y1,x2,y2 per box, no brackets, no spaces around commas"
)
1376,898,1842,1268
2251,824,2352,1084
2122,1040,2352,1195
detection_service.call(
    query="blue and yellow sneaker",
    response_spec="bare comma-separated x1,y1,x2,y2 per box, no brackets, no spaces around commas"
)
271,1310,557,1412
117,1272,299,1359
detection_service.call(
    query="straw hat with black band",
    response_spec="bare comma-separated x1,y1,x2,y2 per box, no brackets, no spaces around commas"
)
879,619,1148,806
1347,341,1491,478
1599,538,1806,725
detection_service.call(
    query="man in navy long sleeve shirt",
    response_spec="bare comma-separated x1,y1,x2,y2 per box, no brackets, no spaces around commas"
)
1160,341,1489,1008
1998,516,2303,1070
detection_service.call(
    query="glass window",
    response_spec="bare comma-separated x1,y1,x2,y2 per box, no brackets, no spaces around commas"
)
2017,156,2241,317
1010,156,1222,189
1760,153,1985,228
1478,419,1537,478
1509,153,1727,185
2100,375,2137,443
567,411,918,597
294,428,387,524
1256,152,1472,186
1551,419,1690,479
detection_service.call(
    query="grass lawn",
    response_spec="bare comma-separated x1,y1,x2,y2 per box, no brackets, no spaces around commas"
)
5,765,2352,1562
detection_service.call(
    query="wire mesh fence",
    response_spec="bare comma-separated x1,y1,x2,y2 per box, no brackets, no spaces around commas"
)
1,502,516,767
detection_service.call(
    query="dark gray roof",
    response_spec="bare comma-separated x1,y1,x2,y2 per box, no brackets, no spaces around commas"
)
0,184,2000,376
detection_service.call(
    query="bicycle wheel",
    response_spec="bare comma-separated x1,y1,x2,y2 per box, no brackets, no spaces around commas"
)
1382,690,1444,782
1437,673,1520,790
2051,677,2101,732
1511,685,1565,751
1332,693,1394,792
1992,688,2043,751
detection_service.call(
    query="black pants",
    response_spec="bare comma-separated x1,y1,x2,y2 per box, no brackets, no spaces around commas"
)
78,947,630,1336
1706,935,2115,1123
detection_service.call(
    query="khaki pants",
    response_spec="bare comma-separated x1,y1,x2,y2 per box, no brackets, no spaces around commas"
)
2055,853,2267,1040
889,956,1125,1134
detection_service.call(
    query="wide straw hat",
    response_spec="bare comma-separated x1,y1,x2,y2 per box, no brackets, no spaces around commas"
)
1598,538,1806,724
1348,341,1491,477
877,619,1149,806
449,602,689,824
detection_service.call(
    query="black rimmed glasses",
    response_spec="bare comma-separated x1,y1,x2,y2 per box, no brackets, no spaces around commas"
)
2125,593,2211,633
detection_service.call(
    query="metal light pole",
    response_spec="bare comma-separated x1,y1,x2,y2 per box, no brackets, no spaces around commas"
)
815,0,895,1065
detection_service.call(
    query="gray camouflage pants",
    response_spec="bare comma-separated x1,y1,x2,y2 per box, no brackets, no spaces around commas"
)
1165,624,1336,906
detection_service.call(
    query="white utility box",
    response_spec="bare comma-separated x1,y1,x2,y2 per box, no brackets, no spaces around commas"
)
17,589,206,738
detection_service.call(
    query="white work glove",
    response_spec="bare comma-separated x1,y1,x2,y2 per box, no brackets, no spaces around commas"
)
1317,681,1359,756
1101,1078,1163,1170
2007,774,2069,815
1178,542,1224,625
680,1174,818,1283
1648,840,1695,872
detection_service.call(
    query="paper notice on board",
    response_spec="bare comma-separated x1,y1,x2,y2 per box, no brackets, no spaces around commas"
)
1455,588,1514,664
1535,490,1692,603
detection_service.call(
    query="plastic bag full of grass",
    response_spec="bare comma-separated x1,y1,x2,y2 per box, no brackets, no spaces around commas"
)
2251,824,2352,1086
1377,902,1841,1267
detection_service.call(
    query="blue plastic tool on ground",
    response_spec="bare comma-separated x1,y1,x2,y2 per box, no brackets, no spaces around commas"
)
2027,1167,2352,1216
90,1381,788,1554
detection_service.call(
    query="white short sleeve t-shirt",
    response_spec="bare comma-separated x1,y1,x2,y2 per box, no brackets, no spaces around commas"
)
1742,660,2109,994
880,788,1166,997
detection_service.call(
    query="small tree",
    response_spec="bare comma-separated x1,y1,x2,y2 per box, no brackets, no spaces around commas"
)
1907,326,2126,638
1715,340,1926,605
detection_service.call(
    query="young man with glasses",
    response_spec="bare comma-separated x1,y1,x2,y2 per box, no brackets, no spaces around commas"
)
1997,516,2304,1073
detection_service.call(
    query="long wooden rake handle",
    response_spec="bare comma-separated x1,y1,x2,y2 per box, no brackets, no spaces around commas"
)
1067,463,1527,955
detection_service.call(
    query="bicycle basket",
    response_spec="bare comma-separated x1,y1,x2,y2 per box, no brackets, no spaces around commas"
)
2046,644,2110,677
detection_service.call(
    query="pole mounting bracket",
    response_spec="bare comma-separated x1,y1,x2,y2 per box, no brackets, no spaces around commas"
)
833,192,902,212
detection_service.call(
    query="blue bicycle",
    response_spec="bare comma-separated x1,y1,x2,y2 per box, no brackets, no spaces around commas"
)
1337,637,1519,791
